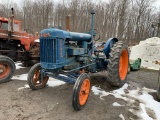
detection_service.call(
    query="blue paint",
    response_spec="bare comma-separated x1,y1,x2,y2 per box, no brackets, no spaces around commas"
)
103,38,118,59
41,28,91,42
46,72,76,83
40,37,66,69
82,42,88,53
70,32,91,42
38,10,119,84
67,48,85,55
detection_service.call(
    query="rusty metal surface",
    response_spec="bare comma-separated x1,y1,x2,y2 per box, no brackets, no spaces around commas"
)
66,15,71,31
0,8,40,64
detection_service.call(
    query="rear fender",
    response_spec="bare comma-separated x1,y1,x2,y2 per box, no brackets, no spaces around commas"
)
103,38,118,59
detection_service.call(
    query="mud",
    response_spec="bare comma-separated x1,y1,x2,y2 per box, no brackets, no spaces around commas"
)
0,67,159,120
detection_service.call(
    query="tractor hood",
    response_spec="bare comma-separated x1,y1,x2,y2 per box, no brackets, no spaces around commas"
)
40,27,91,42
40,27,70,39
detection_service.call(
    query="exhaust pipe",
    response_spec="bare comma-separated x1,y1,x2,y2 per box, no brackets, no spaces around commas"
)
8,8,14,32
66,15,71,31
8,8,14,42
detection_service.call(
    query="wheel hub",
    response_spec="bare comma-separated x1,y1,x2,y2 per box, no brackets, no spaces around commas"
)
119,49,128,80
0,63,10,79
81,90,86,95
0,67,4,74
79,79,90,106
0,65,5,73
0,64,6,74
33,68,48,87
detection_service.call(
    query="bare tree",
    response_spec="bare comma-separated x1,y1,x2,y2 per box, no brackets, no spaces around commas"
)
0,0,158,44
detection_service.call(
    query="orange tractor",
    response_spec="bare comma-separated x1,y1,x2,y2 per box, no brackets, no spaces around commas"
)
0,8,40,83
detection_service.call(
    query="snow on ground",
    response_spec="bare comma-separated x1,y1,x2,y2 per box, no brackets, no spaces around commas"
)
18,84,30,91
92,84,129,101
13,63,160,119
112,102,123,107
119,114,125,120
12,73,28,81
13,63,65,90
15,62,25,69
91,84,160,120
47,78,65,87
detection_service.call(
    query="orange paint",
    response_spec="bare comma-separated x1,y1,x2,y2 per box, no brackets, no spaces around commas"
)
119,49,129,80
79,79,90,106
0,16,39,51
0,63,11,79
41,33,50,37
33,67,48,86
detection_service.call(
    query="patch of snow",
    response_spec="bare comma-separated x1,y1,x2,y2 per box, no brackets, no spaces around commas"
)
12,74,28,80
92,84,129,101
119,114,125,120
112,102,122,107
13,73,65,87
138,91,160,119
47,77,65,87
18,84,29,91
112,84,128,94
91,84,160,120
91,86,110,99
15,62,25,70
139,103,153,120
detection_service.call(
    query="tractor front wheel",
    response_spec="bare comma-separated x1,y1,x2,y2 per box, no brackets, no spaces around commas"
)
72,73,91,111
107,41,129,87
27,63,49,90
0,55,15,83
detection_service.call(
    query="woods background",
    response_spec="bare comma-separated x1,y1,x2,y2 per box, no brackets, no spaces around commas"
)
0,0,160,44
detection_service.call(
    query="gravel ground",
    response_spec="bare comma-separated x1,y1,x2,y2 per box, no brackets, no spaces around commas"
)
0,66,159,120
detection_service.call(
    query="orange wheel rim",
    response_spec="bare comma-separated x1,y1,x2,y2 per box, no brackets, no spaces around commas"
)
33,68,48,86
119,49,128,80
0,63,11,79
79,79,90,106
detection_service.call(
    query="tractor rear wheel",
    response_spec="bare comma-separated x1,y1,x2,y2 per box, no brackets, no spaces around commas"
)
107,41,129,87
72,73,91,111
27,63,49,90
0,55,15,83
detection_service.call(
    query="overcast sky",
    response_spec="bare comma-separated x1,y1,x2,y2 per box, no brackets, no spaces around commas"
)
1,0,160,8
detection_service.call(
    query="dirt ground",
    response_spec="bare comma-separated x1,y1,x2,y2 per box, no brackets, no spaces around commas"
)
0,66,159,120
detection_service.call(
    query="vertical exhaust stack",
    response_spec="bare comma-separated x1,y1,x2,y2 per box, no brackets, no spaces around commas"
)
66,15,71,31
10,8,14,32
8,8,14,32
8,8,14,42
91,9,95,42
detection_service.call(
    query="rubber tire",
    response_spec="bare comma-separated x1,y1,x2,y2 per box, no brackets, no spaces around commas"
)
157,70,160,100
0,55,16,83
72,73,91,111
107,41,129,87
27,63,48,90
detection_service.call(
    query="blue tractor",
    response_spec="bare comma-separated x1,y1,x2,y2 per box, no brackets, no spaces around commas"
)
27,10,129,110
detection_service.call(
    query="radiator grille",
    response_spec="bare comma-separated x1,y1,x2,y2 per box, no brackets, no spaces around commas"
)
40,38,56,63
